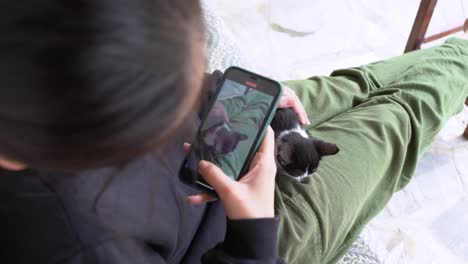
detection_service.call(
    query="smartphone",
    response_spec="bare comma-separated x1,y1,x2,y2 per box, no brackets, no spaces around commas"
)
179,67,283,197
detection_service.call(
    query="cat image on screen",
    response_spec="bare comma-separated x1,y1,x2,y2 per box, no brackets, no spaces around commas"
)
201,122,248,155
271,108,339,183
199,101,248,164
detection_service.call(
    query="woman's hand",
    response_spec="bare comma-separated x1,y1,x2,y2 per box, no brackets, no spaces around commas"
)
186,127,277,220
278,85,310,125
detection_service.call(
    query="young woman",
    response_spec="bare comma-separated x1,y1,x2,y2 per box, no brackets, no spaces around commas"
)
0,1,305,263
2,1,468,264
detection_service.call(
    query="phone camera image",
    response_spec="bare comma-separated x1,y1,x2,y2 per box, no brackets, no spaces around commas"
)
192,79,274,180
180,67,282,194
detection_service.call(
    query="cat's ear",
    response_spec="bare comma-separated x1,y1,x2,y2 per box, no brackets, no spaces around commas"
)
237,133,248,141
314,140,339,156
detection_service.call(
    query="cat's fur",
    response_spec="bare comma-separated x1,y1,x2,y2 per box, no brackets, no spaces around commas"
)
271,108,339,182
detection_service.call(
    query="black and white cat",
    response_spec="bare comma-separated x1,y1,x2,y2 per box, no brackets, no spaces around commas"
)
199,99,339,182
271,108,339,183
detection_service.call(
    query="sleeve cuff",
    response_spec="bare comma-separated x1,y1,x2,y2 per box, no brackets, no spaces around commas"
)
222,217,280,259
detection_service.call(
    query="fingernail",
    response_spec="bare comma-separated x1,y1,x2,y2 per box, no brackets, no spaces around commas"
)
199,160,209,169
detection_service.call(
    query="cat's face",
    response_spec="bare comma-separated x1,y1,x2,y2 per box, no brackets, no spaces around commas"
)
275,132,339,179
213,127,248,155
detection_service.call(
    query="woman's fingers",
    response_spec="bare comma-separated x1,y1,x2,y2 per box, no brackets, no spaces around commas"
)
249,127,275,170
278,86,311,125
187,193,217,205
247,127,277,185
198,160,236,196
293,96,310,125
256,127,275,160
183,143,190,155
189,131,276,220
279,95,294,108
183,147,221,205
183,144,218,205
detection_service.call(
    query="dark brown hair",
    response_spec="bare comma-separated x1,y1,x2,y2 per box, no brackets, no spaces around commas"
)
0,0,205,170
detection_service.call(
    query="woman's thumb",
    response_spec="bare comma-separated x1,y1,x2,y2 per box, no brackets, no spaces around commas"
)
198,160,234,195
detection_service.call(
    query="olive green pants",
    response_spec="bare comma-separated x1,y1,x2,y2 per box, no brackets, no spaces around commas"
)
275,38,468,264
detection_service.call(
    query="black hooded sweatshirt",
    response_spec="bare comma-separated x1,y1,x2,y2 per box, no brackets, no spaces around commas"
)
0,71,285,264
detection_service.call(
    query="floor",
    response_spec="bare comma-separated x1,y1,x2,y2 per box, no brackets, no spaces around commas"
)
205,0,468,263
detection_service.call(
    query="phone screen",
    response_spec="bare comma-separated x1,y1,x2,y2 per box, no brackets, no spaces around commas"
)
181,70,280,191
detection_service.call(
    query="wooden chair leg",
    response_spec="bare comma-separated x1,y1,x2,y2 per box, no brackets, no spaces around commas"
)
404,0,438,53
465,98,468,139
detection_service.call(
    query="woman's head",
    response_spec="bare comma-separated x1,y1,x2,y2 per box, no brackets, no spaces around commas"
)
0,0,205,171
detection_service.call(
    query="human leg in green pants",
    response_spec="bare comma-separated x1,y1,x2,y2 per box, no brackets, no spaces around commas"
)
275,38,468,264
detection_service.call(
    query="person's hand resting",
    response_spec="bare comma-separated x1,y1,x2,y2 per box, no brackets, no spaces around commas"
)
185,85,308,220
186,127,277,220
279,85,310,125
